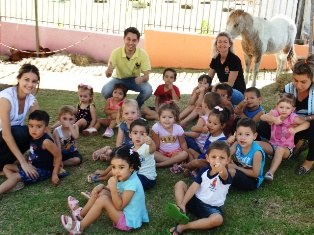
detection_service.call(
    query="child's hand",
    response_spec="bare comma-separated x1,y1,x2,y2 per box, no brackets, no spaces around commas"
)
195,88,201,95
51,174,60,185
273,116,283,125
202,126,209,133
227,134,236,145
213,162,224,174
195,106,202,116
107,176,118,190
144,136,153,145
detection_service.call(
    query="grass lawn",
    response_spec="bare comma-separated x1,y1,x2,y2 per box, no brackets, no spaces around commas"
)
0,74,313,235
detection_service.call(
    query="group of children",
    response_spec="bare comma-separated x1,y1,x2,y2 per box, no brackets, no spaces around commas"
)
0,67,311,235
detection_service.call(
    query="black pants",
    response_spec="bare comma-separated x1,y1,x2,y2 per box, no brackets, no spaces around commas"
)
0,125,30,170
257,121,314,161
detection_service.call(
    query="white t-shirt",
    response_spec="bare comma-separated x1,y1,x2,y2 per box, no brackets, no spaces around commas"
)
0,87,36,131
135,143,157,180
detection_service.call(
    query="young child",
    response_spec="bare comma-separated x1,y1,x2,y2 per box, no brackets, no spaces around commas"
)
180,74,212,127
228,118,266,190
75,83,97,132
0,110,61,194
61,145,149,234
87,119,157,190
182,107,230,175
83,84,127,137
234,87,265,123
165,141,232,234
141,68,180,120
184,92,222,161
53,105,82,167
259,93,310,181
152,102,189,169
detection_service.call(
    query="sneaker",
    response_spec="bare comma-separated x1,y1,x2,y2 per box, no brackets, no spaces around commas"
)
295,166,313,176
102,128,114,138
264,172,274,181
82,127,98,136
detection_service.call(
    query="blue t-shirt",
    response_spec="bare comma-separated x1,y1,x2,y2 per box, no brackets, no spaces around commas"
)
243,105,264,119
234,141,266,187
119,122,133,147
117,172,149,228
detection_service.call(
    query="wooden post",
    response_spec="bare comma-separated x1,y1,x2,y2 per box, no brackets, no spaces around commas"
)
34,0,40,57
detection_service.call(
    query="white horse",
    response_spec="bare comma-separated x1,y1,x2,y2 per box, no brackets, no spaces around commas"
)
226,10,297,87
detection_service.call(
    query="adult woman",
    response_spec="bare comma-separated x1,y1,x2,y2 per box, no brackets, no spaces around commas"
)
0,64,40,178
259,55,314,175
208,32,246,105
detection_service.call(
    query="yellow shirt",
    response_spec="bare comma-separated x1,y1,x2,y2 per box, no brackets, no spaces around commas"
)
109,46,151,79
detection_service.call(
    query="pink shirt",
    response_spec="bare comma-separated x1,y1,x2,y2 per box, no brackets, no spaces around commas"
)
269,109,297,148
108,97,124,110
152,123,184,153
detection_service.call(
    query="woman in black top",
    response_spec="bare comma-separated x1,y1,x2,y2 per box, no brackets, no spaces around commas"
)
208,32,246,105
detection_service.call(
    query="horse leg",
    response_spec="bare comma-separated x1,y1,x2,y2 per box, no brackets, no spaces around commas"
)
252,57,261,87
243,53,252,84
275,53,286,81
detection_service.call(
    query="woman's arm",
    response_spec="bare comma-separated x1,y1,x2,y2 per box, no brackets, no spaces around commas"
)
252,110,266,123
155,96,160,110
208,68,216,79
226,71,239,87
0,99,37,178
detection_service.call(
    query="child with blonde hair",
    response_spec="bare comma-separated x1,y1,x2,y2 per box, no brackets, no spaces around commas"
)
83,84,128,137
53,105,82,167
75,83,97,132
142,68,180,120
61,145,149,234
152,102,188,169
259,93,310,181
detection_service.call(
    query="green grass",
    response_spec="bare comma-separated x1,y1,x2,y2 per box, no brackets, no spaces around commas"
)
0,76,313,235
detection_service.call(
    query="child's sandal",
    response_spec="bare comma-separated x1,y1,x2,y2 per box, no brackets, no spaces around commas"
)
61,215,81,234
87,174,101,183
67,196,83,221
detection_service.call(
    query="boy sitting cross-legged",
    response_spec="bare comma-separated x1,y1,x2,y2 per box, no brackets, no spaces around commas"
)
0,110,61,194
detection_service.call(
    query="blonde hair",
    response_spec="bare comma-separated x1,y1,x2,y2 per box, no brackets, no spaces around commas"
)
277,93,295,107
58,105,76,118
116,99,140,123
212,32,234,58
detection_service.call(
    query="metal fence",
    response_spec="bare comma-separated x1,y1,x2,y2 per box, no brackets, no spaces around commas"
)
0,0,299,35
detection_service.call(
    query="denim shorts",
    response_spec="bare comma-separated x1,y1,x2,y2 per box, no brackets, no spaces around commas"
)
137,174,156,190
18,165,52,184
185,136,202,154
186,195,222,218
62,150,83,162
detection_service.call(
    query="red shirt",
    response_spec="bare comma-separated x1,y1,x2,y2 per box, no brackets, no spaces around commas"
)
154,84,180,105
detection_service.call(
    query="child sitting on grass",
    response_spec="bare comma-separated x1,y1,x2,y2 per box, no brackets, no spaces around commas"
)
228,118,266,190
53,105,82,167
141,68,180,120
87,119,157,190
83,84,127,137
259,93,310,181
0,110,61,194
61,145,149,234
165,141,232,234
180,74,212,127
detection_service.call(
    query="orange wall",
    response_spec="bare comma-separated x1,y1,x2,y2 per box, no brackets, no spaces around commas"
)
145,29,309,70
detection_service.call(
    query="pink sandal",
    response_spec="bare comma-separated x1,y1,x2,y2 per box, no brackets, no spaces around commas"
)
170,164,184,174
67,196,82,221
61,215,81,235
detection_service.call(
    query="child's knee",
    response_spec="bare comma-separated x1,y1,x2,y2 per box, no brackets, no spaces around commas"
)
175,180,187,190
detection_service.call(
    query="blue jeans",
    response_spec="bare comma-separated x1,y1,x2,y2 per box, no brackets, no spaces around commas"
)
101,77,153,107
231,88,244,106
0,125,30,170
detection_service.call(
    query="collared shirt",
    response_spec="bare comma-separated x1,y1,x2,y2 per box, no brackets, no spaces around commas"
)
109,46,151,79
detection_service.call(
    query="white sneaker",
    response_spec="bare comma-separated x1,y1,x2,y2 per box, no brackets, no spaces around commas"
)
82,127,98,136
102,128,114,138
264,172,274,181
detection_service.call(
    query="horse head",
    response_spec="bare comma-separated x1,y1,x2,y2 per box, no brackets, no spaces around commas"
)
226,9,253,39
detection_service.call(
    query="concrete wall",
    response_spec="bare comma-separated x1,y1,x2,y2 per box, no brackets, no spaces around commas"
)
0,22,310,69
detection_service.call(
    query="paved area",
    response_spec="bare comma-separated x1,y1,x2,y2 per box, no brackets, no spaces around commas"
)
0,59,275,94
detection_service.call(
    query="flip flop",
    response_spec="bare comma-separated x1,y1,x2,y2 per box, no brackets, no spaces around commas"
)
80,191,91,199
164,203,189,224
